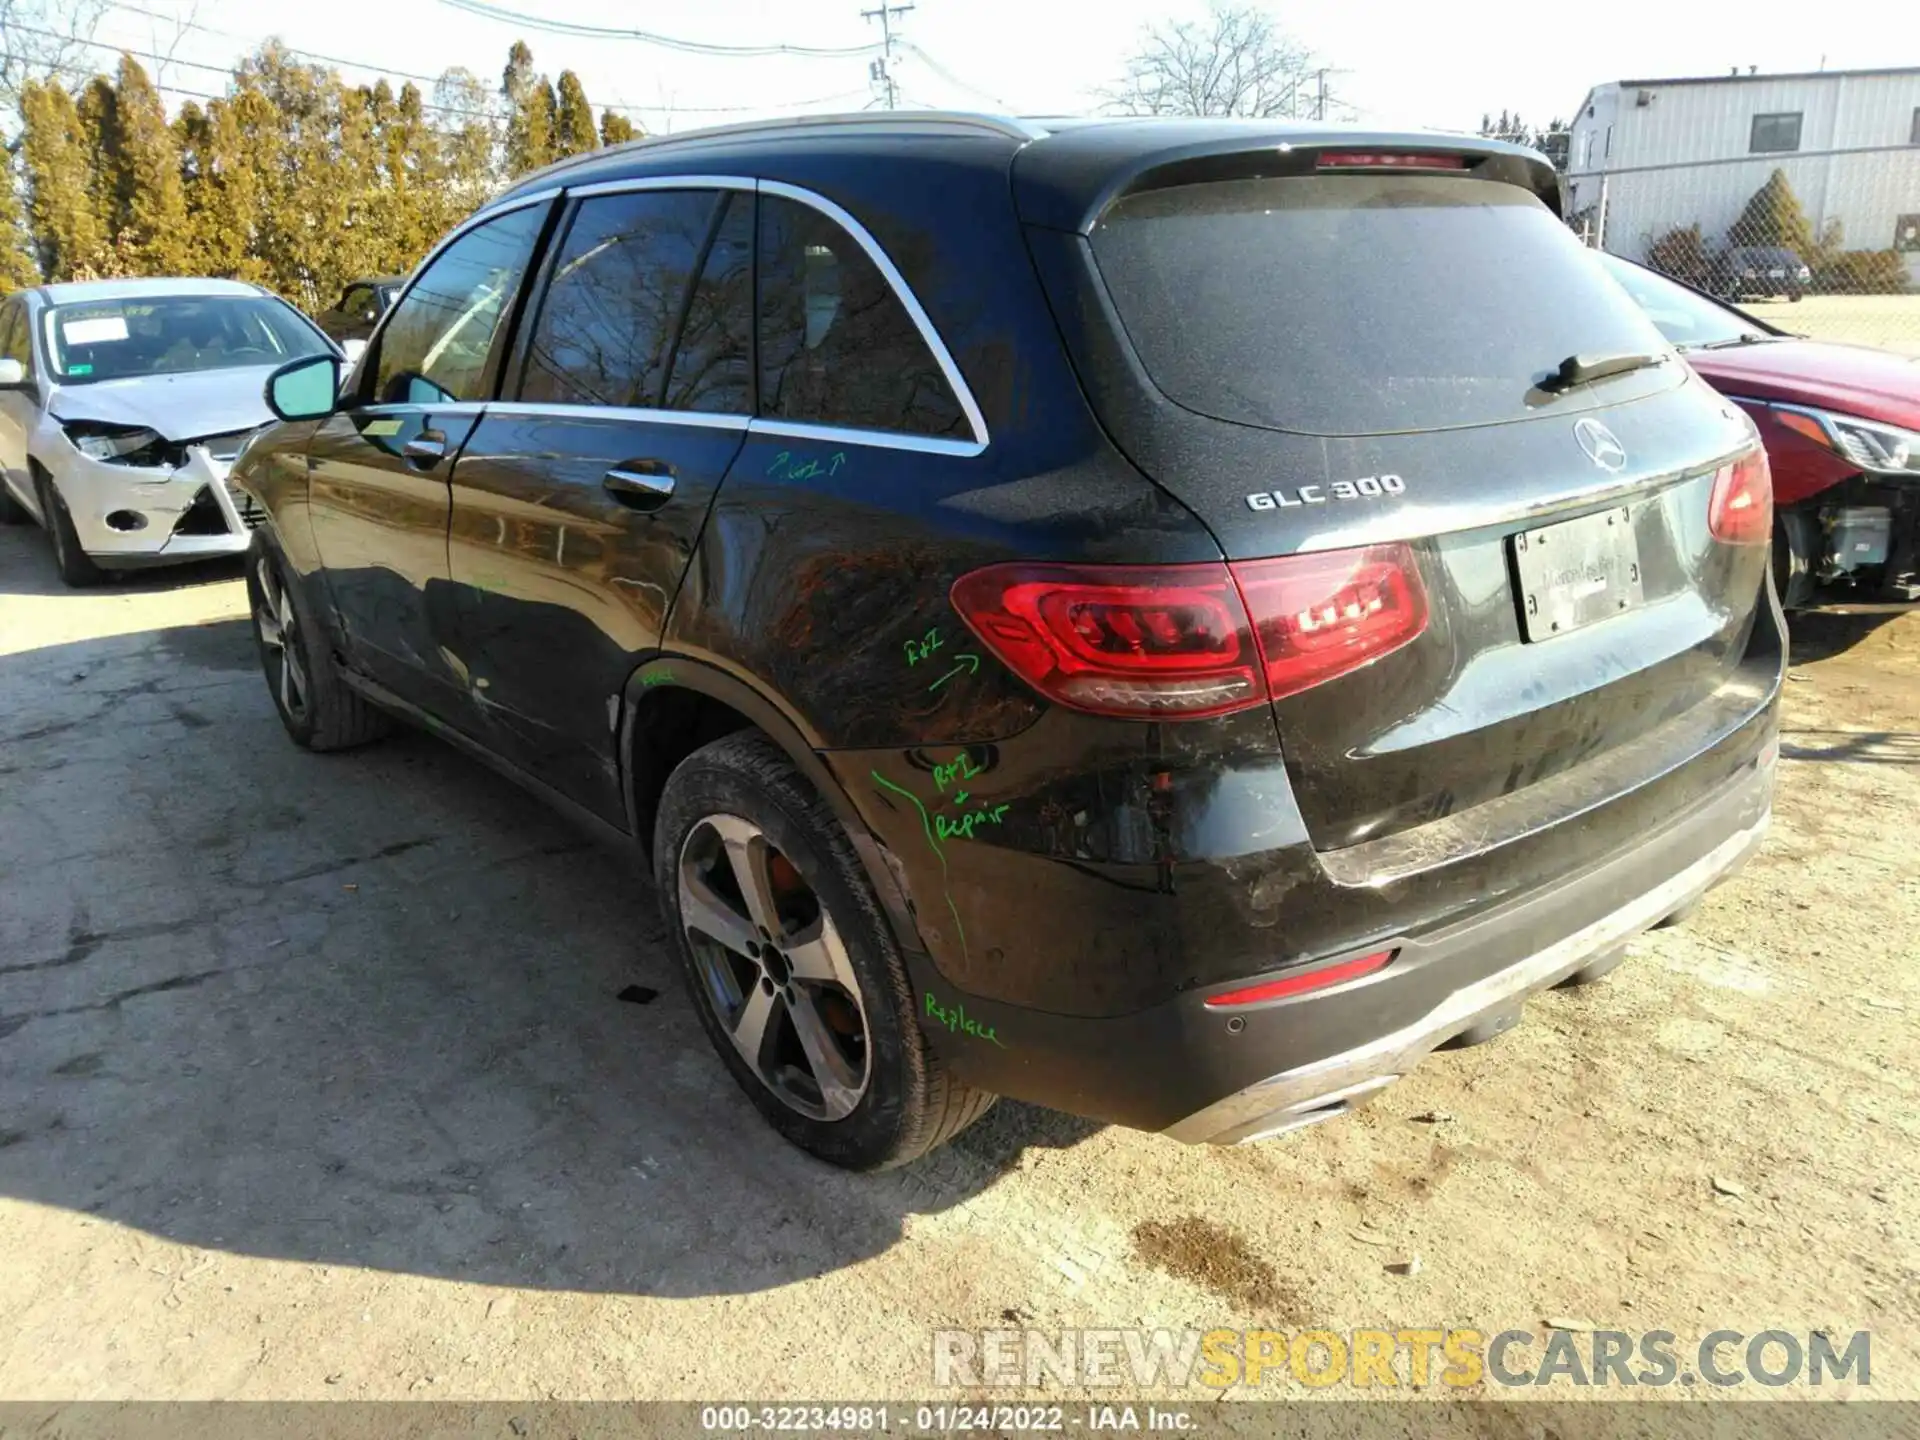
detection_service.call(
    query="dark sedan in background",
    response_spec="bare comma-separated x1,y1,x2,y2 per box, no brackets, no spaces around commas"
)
311,276,403,354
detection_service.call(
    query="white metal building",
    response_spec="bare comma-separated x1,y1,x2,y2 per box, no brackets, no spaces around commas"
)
1567,67,1920,282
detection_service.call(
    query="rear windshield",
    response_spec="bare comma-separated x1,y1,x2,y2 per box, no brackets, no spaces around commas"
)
43,295,331,384
1090,175,1672,436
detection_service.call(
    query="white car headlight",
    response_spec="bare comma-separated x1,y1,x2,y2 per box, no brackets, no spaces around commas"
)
1773,404,1920,478
63,421,166,464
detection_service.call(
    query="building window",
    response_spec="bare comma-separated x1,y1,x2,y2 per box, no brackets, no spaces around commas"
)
1895,215,1920,254
1604,124,1613,158
1580,130,1593,168
1911,107,1920,144
1750,112,1802,153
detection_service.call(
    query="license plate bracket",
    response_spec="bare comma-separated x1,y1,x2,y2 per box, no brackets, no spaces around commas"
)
1512,505,1644,642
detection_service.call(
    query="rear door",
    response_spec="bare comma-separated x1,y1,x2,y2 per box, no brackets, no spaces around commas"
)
305,199,550,717
444,184,752,823
1046,160,1767,850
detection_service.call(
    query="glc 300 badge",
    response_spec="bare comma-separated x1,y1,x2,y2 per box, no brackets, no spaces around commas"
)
1246,474,1406,511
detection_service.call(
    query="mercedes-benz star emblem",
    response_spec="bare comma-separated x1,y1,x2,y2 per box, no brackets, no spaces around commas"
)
1573,418,1627,473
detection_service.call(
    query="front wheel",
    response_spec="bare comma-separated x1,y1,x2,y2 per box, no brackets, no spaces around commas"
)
656,730,995,1169
245,535,390,751
36,472,105,587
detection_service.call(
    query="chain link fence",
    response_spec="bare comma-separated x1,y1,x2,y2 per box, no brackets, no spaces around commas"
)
1566,145,1920,355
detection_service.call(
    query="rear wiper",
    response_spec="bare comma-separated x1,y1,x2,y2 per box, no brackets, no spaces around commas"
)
1691,334,1776,351
1536,350,1669,393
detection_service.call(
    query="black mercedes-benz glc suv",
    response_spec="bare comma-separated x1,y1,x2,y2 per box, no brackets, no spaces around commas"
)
235,114,1782,1169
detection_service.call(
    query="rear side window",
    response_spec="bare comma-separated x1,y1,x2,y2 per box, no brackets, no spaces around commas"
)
757,194,966,439
664,192,753,415
519,189,717,410
1090,175,1671,436
0,303,30,374
373,203,545,406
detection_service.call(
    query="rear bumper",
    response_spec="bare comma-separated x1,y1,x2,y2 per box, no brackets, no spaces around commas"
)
898,706,1775,1137
1166,778,1769,1143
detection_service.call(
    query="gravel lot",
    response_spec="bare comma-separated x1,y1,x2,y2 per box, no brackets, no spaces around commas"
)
2,520,1916,1404
1745,292,1920,357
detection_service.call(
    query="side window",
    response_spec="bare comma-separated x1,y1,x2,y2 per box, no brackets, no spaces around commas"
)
756,194,967,440
663,192,753,415
0,304,28,374
339,285,373,319
370,203,546,406
518,189,717,411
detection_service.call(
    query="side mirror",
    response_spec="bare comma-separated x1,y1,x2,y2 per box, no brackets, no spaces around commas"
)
341,337,368,365
265,353,341,422
0,358,26,387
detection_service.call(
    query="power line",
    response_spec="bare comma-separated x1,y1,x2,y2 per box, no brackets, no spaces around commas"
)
431,0,881,58
896,40,1007,109
860,1,912,110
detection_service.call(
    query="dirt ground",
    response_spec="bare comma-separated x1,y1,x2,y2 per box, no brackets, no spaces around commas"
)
1746,292,1920,357
1,519,1916,1405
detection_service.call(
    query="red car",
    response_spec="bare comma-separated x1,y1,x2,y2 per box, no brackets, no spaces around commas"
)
1604,254,1920,609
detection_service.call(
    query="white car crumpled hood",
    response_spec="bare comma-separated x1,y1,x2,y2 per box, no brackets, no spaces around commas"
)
47,364,282,443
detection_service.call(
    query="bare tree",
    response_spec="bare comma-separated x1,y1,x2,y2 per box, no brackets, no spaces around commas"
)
1106,4,1317,119
0,0,109,140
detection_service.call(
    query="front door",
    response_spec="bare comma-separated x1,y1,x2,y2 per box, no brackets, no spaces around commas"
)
305,200,550,717
447,186,753,822
0,301,41,512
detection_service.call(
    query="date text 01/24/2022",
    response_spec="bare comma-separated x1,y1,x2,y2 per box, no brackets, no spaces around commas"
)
698,1404,1197,1431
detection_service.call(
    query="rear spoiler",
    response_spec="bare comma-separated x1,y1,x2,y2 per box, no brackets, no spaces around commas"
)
1014,127,1562,234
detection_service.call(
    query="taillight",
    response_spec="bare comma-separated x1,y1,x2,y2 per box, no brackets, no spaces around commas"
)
948,544,1430,720
948,562,1263,719
1707,449,1772,546
1315,152,1468,171
1232,544,1429,702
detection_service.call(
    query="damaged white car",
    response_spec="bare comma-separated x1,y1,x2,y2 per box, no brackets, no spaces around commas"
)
0,277,338,586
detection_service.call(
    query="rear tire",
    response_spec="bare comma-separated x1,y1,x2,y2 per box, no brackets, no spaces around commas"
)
655,730,995,1170
36,472,106,587
245,534,390,752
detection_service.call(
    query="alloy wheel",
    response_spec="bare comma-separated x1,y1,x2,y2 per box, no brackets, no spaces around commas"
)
252,556,310,724
678,813,871,1121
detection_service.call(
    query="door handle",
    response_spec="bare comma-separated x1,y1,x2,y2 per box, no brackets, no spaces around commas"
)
603,462,676,509
403,430,446,468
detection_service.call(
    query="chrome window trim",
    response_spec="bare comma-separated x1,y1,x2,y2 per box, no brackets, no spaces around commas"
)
566,174,756,199
354,401,489,418
549,172,990,452
481,400,750,431
756,177,990,450
749,417,984,458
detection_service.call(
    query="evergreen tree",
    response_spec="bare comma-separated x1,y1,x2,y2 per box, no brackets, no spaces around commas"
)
554,70,596,159
0,151,40,293
114,56,190,274
1732,168,1818,257
20,77,107,281
600,110,638,147
75,74,122,258
432,67,497,218
502,41,555,177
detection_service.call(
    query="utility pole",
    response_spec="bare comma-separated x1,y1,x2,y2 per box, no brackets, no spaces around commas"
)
862,1,914,110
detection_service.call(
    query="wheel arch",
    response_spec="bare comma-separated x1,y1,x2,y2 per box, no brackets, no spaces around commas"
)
620,655,928,960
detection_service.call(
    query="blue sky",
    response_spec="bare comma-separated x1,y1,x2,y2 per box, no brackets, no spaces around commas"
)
90,0,1913,138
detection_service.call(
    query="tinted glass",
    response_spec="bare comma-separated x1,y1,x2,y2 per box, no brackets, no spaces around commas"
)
664,192,752,414
1750,113,1802,153
1599,255,1758,350
373,204,545,406
520,189,716,410
340,285,375,318
43,295,330,385
1091,175,1671,436
757,194,966,439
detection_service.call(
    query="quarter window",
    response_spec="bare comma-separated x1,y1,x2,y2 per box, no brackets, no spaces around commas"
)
371,203,546,406
519,189,717,410
756,193,966,440
1749,112,1802,154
